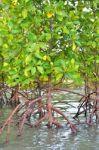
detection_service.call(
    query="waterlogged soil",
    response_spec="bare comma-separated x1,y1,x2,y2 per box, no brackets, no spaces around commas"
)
0,88,99,150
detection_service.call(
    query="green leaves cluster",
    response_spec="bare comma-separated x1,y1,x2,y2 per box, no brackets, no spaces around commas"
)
0,0,98,88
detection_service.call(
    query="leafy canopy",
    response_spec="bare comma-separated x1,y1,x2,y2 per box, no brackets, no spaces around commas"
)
0,0,98,88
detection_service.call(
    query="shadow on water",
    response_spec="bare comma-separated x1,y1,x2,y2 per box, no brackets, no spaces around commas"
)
0,88,99,150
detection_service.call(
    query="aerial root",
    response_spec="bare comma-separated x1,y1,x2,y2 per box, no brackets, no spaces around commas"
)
74,90,99,125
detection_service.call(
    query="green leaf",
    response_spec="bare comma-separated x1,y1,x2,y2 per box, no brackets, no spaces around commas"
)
92,42,96,48
24,69,30,77
96,59,99,63
40,75,48,81
28,32,37,42
23,79,30,85
63,27,69,34
72,42,76,50
22,9,28,18
35,52,42,59
9,70,17,75
25,0,29,3
15,59,22,65
45,33,51,41
3,62,8,67
54,59,66,70
56,73,63,81
31,67,36,75
25,55,32,64
71,58,75,65
57,15,63,21
37,66,44,74
11,30,20,34
8,21,13,29
54,67,63,73
3,44,8,49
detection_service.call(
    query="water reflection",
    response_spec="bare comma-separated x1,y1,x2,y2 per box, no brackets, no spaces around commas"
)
0,118,99,150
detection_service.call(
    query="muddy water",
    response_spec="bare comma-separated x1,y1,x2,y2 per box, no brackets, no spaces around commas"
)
0,88,99,150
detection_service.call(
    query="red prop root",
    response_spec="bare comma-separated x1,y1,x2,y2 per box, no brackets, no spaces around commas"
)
0,86,78,142
73,89,99,124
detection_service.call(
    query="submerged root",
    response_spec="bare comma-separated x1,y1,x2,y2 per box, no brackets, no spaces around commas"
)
0,97,43,141
0,84,82,143
0,104,21,142
18,97,43,135
0,92,78,142
74,90,99,124
33,104,77,133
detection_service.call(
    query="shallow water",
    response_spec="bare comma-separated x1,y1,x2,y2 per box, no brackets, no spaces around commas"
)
0,88,99,150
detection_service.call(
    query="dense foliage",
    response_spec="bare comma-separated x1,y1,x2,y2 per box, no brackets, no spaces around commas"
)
0,0,98,89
